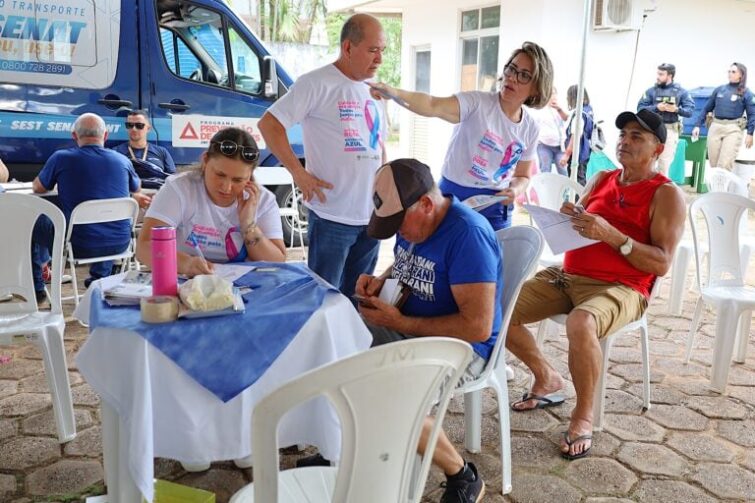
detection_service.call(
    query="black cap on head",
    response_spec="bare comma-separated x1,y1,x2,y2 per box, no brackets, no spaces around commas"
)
367,158,435,240
615,109,667,144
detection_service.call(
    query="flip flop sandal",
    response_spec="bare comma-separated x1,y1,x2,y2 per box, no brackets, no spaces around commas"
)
511,392,566,412
561,431,592,460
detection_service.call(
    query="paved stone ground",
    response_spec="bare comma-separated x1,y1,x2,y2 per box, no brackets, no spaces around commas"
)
2,189,755,502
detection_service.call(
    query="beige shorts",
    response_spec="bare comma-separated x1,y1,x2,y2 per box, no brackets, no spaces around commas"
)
511,267,648,339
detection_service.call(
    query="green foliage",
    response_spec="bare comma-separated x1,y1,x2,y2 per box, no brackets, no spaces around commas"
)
324,13,402,88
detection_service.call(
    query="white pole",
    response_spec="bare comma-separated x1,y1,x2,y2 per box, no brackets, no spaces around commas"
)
569,0,595,186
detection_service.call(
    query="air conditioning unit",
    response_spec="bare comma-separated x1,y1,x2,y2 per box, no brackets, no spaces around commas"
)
593,0,637,31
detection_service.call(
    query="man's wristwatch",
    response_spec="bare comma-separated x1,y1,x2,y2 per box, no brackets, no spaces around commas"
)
619,236,633,256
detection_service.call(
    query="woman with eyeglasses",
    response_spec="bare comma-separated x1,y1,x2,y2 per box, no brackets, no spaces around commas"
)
136,127,286,277
368,41,553,230
692,62,755,170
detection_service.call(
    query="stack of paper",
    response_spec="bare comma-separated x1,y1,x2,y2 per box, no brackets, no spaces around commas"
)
102,271,153,306
523,204,599,255
378,278,409,307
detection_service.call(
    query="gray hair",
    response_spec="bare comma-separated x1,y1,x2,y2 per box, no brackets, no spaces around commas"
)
73,113,106,143
340,13,380,45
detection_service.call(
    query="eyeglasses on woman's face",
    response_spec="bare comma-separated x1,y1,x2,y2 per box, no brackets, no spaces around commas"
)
502,63,533,85
211,140,260,163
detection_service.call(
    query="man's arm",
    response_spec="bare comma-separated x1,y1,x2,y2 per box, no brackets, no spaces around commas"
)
162,148,177,174
677,89,696,118
368,83,461,123
258,112,333,203
637,88,655,113
359,282,497,343
32,177,49,193
0,158,8,183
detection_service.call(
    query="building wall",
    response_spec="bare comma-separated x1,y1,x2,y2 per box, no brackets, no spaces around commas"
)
396,0,755,167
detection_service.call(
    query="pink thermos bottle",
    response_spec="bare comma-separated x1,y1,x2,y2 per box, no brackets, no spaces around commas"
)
151,226,177,296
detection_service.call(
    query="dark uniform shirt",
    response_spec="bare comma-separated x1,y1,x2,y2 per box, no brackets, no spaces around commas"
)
637,82,695,125
696,83,755,135
112,142,177,176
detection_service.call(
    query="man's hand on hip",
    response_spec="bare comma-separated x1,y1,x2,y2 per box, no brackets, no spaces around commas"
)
292,168,333,203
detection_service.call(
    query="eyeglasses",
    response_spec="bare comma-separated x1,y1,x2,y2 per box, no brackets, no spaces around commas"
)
211,140,260,163
125,122,146,130
502,64,533,85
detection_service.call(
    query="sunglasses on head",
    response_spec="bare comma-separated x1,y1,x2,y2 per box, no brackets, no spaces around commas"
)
125,122,146,130
212,140,260,163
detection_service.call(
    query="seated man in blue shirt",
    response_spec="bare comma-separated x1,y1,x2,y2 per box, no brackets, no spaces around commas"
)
113,109,176,188
357,158,503,503
31,113,143,302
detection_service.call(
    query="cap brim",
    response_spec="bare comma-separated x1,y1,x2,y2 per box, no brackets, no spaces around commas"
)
367,210,406,240
616,111,652,131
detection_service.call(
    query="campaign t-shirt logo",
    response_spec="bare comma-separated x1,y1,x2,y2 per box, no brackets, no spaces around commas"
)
493,141,524,183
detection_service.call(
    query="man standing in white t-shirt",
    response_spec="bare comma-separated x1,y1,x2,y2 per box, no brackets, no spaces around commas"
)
259,13,387,297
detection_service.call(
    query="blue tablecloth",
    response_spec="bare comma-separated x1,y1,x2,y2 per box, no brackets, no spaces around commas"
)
90,262,337,402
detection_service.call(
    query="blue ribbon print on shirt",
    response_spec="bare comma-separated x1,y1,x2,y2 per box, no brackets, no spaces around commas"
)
224,227,247,262
492,141,524,183
364,100,382,150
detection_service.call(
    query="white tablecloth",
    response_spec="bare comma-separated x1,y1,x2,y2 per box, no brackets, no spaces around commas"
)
74,274,372,502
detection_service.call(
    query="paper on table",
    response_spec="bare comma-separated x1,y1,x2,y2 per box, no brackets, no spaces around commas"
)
212,263,255,283
523,204,599,255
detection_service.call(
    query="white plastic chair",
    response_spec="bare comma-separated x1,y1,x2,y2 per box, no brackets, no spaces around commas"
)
229,337,472,503
65,197,140,306
667,168,753,314
685,192,755,392
0,193,76,443
458,225,544,495
534,282,658,431
525,173,584,267
254,166,307,260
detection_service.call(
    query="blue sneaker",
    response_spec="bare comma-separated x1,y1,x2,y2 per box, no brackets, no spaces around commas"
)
440,462,485,503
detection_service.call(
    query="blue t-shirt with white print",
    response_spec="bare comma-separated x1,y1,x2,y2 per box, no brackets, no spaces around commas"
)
392,197,503,359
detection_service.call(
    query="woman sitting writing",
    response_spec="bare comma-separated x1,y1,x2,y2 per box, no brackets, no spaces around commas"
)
137,127,286,276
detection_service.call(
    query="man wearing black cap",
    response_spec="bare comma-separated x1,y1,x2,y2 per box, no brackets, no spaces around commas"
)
637,63,695,174
357,158,502,503
506,110,685,461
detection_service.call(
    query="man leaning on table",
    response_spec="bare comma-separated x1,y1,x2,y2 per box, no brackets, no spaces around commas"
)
357,158,501,503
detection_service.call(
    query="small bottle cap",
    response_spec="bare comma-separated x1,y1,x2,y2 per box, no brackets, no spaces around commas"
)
151,226,176,240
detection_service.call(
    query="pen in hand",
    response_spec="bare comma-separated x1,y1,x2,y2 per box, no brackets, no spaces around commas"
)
188,232,211,270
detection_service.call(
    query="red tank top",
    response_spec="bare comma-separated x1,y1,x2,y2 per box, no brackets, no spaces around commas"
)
563,169,670,298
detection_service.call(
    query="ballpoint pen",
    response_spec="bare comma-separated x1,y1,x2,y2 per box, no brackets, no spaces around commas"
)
188,232,208,265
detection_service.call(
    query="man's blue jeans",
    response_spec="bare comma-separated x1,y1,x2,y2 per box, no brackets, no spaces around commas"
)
31,216,129,292
537,143,567,176
307,210,379,298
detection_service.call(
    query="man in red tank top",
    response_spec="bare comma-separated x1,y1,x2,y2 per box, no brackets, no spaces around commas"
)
506,110,686,460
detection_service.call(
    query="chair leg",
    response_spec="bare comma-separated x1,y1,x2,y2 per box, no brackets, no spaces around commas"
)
69,258,81,307
490,377,512,495
710,303,740,393
593,335,613,432
668,244,692,315
37,327,76,443
463,390,481,453
734,310,751,364
740,242,753,281
640,320,651,411
685,298,705,363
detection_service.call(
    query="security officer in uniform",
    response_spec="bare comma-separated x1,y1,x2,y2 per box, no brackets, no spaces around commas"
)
637,63,695,174
692,62,755,170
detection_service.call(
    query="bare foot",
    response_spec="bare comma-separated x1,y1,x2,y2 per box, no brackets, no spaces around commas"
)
560,417,593,459
511,367,565,411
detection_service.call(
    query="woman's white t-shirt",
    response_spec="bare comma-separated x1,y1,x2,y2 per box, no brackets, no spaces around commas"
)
146,171,282,263
441,91,539,190
267,64,386,225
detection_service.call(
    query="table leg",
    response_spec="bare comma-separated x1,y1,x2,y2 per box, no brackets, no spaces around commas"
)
100,402,143,503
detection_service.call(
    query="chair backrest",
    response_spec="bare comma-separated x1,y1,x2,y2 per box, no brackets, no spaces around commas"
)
0,193,66,315
251,338,472,503
705,167,749,196
484,226,545,375
689,192,755,290
65,197,139,258
526,172,584,210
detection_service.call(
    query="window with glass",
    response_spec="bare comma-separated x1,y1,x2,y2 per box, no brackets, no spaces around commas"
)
157,1,263,94
459,6,500,92
415,50,431,93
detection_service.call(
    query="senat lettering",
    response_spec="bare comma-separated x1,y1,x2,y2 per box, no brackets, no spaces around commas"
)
0,15,87,45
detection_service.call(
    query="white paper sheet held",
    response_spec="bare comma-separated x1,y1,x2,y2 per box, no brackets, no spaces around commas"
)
524,204,599,254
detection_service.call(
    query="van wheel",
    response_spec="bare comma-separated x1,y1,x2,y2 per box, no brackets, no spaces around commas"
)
274,185,309,247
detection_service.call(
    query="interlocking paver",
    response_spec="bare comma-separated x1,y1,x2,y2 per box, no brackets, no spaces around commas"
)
633,479,717,503
0,393,51,417
0,437,60,470
18,372,82,393
63,426,102,457
508,473,581,503
22,409,92,437
645,404,708,431
509,407,560,432
0,474,17,499
716,419,755,447
25,460,103,496
0,379,18,400
616,442,688,476
686,395,748,419
667,431,736,462
741,450,755,473
692,463,755,500
510,435,563,470
564,458,637,495
625,382,685,405
604,413,666,442
607,363,664,383
602,389,644,414
727,365,755,386
0,359,43,380
653,357,708,377
0,418,16,441
70,383,100,407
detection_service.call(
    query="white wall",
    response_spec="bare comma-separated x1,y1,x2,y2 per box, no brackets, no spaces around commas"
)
395,0,755,165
